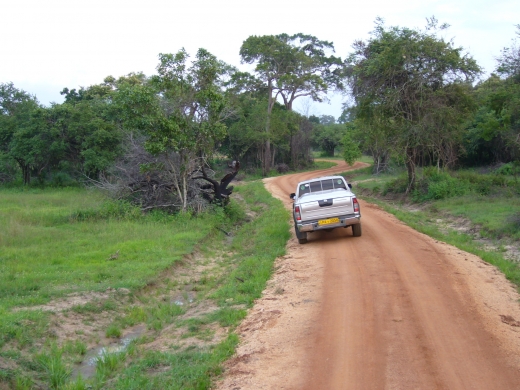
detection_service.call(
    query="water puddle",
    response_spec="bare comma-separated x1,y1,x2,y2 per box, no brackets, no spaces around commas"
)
172,291,196,306
72,324,146,380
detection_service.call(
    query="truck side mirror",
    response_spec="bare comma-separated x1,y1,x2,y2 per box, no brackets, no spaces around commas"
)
348,183,352,189
290,193,296,199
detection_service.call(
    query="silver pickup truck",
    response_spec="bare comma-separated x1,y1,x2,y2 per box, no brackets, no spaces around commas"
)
289,175,362,244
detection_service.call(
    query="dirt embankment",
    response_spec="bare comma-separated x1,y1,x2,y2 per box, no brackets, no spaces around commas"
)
216,160,520,389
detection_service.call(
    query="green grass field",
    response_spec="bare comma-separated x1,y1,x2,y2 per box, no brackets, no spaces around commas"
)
0,183,289,389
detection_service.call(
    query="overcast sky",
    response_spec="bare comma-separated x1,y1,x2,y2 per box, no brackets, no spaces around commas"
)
2,0,519,119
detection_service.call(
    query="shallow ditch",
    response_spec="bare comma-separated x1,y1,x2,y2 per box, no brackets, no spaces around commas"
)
72,324,146,380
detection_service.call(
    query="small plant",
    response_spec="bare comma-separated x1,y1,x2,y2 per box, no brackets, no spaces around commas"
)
71,302,103,314
62,340,87,357
36,346,71,389
495,162,520,176
95,349,125,384
208,308,247,328
382,174,408,195
62,374,88,390
106,324,122,338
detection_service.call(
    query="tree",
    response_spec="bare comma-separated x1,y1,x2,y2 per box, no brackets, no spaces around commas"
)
341,126,362,166
463,26,520,166
312,123,346,156
497,25,520,81
319,115,336,125
115,49,230,211
346,18,480,190
240,33,344,175
0,83,56,184
495,25,520,152
50,82,124,178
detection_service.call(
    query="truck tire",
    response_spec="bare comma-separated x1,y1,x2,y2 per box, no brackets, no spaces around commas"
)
352,223,362,237
294,225,307,244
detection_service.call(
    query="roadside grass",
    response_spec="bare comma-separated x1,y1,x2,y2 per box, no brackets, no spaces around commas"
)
361,194,520,287
0,181,289,389
434,195,520,241
342,163,520,289
346,166,520,242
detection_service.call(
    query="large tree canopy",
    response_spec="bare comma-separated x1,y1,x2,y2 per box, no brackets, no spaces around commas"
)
0,83,52,184
114,48,230,211
240,33,344,110
347,18,480,189
240,33,344,174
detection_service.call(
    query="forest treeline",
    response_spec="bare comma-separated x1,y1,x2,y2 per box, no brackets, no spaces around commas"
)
1,19,519,210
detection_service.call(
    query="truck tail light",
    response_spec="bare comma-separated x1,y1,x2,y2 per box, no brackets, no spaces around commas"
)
353,198,360,213
295,206,301,221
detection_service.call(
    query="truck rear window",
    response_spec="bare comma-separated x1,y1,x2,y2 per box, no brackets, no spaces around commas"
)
299,178,347,195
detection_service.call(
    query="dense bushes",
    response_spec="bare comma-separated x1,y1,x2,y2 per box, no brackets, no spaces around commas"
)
382,166,520,202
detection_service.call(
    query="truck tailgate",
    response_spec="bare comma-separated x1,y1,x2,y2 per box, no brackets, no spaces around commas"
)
300,195,354,221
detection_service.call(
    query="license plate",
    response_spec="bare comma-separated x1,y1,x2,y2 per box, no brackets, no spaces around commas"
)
318,217,340,226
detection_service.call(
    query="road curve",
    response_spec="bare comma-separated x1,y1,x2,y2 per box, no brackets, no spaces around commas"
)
218,160,520,390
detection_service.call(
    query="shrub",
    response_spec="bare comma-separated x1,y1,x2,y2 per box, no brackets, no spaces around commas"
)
275,163,290,174
411,168,469,201
495,162,520,176
382,174,408,195
49,172,76,187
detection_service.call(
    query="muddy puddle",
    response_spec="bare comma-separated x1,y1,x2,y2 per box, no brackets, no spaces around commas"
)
72,324,146,380
172,291,196,306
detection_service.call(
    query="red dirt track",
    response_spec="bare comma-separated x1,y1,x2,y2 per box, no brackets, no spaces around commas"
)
216,160,520,390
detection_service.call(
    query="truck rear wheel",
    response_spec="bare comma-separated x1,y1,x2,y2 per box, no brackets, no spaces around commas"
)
295,226,307,244
352,223,362,237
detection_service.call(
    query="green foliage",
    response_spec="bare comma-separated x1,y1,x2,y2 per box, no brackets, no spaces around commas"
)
71,199,142,222
0,83,53,185
357,164,520,241
240,33,344,110
224,98,300,162
382,174,409,195
212,182,290,306
239,33,344,174
312,123,346,156
495,162,520,176
341,130,362,165
105,324,122,339
412,168,468,201
496,24,520,80
347,18,480,185
115,49,231,210
47,95,123,178
36,345,71,389
464,74,520,165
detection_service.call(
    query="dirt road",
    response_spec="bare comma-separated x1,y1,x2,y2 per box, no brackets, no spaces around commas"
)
216,161,520,390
